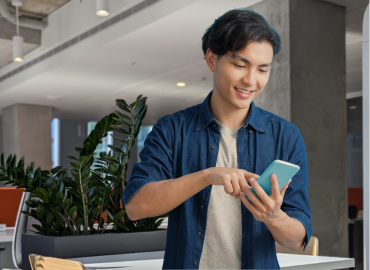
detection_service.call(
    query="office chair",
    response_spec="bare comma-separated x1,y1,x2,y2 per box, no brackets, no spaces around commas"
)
12,191,39,269
28,254,86,270
275,236,319,256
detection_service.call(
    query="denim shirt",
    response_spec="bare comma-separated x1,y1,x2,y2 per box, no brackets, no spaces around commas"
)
122,90,312,269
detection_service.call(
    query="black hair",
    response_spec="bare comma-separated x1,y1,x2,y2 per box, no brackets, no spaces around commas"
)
201,9,281,59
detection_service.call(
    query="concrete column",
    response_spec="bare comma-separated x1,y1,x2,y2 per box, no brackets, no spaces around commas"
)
59,119,88,169
249,0,348,257
2,104,52,171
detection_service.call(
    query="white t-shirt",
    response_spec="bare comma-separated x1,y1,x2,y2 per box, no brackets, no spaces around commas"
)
199,120,243,270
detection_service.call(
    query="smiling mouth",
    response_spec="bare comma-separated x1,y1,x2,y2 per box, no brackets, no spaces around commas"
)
234,87,256,94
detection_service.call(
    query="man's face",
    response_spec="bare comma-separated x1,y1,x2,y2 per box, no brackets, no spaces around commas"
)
206,41,274,110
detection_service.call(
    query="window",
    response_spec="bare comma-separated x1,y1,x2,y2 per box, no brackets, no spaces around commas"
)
137,126,153,162
51,118,60,168
347,97,362,187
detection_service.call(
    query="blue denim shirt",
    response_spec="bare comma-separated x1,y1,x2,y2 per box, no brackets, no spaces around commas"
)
122,90,312,269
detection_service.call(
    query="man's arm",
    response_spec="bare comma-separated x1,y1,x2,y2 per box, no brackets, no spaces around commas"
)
126,170,209,220
266,210,306,250
126,167,259,221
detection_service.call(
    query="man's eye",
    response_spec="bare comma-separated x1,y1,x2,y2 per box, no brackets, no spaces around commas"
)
234,64,245,68
260,70,268,73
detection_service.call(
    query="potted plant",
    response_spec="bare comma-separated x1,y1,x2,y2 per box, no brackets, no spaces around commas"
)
0,95,167,270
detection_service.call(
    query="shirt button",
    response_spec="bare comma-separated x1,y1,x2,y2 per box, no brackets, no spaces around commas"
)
197,231,201,236
211,145,215,149
249,130,253,133
213,124,217,127
200,205,204,209
194,261,198,266
206,127,209,131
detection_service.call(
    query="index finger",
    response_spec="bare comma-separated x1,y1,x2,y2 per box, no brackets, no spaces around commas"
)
243,171,259,184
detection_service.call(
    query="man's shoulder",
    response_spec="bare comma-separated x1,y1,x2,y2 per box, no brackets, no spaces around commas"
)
256,106,300,134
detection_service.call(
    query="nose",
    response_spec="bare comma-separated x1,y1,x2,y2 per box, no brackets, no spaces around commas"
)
241,69,256,86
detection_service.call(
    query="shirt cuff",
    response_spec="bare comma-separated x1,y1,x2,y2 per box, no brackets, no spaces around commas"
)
121,178,158,206
284,209,312,251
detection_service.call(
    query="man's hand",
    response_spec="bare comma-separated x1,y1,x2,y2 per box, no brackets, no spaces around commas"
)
205,167,259,196
235,174,291,225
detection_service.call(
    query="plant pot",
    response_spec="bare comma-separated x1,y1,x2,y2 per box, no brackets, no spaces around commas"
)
21,229,167,270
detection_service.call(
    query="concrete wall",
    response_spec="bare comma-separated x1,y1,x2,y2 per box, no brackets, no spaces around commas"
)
251,0,291,121
248,0,348,257
2,104,52,171
290,0,348,258
59,119,89,169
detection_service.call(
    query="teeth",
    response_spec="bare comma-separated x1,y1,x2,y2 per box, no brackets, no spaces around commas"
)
236,88,252,94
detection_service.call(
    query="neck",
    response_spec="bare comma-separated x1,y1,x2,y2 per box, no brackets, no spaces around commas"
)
209,89,251,130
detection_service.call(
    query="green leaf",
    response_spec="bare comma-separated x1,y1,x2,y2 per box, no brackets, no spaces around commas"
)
63,199,71,208
46,213,55,226
70,162,80,170
1,153,4,168
36,203,46,220
137,219,144,229
31,224,44,234
116,222,129,231
36,187,49,203
113,211,126,221
55,191,63,203
69,205,77,218
21,211,31,216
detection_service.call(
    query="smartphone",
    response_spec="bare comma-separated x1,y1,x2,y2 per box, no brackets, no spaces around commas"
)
245,160,300,201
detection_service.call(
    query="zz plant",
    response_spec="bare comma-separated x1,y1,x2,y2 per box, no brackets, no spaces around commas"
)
0,95,167,236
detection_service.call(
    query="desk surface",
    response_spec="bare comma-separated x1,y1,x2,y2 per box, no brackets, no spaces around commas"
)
3,221,355,269
0,228,14,243
72,251,354,270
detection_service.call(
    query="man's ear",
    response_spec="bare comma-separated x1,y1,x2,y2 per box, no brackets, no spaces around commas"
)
205,48,217,73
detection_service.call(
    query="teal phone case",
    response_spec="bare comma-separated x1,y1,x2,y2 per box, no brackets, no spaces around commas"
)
245,160,300,201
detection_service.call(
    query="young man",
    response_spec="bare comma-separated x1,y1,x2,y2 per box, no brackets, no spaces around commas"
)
122,8,312,270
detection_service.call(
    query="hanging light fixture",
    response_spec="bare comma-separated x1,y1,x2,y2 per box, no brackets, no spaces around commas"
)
96,0,109,16
12,0,23,62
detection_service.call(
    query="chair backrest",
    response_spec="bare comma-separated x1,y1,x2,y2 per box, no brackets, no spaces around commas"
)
12,191,41,268
275,236,319,256
28,254,86,270
12,191,31,268
0,187,23,226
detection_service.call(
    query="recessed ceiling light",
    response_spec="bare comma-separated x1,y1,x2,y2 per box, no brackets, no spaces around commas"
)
350,105,357,110
46,95,63,101
177,82,186,87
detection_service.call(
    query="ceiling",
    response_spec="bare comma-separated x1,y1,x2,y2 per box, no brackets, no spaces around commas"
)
0,0,367,124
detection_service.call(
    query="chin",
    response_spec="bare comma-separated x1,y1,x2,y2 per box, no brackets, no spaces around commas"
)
231,99,252,110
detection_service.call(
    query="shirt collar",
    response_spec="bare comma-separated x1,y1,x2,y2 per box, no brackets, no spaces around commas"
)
196,90,266,133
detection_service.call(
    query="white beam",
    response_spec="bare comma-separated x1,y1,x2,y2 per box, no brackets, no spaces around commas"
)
363,4,369,270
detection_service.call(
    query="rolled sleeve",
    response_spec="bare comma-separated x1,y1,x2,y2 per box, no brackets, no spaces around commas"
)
281,128,312,251
122,119,174,206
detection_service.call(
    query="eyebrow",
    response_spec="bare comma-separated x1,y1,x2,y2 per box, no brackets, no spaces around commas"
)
232,54,272,67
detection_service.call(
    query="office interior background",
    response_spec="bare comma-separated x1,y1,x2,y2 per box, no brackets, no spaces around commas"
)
0,0,368,269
